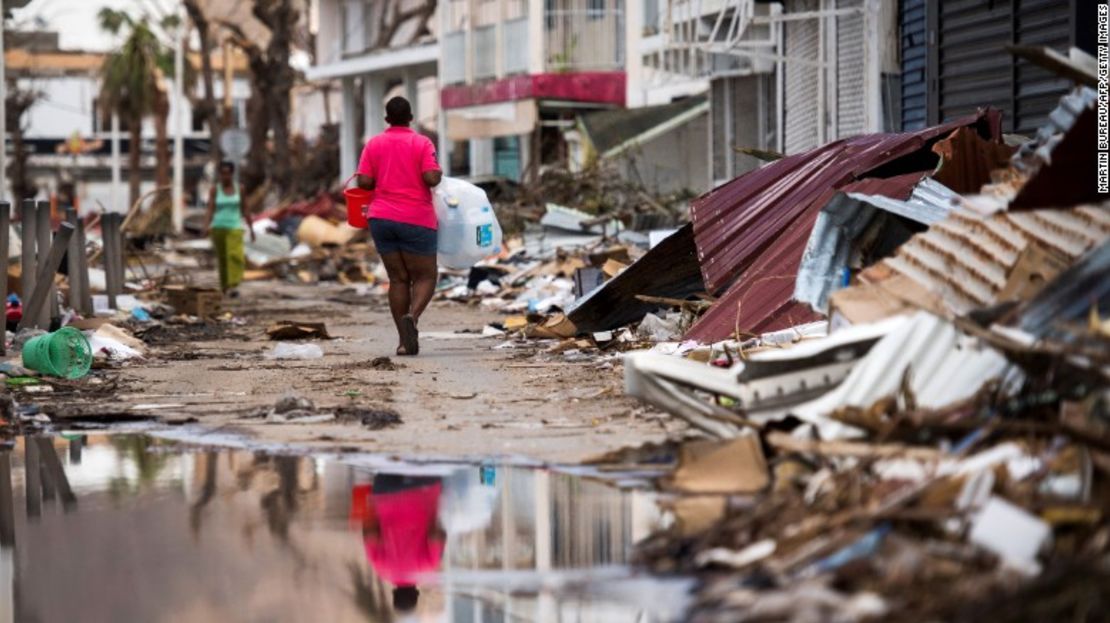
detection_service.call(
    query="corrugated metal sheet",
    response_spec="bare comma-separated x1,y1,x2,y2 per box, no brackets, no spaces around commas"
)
784,0,820,155
900,0,928,130
566,223,705,332
836,0,867,137
847,177,960,224
1014,239,1110,338
792,176,959,313
865,206,1110,314
686,109,1002,342
790,311,1014,439
691,110,1000,294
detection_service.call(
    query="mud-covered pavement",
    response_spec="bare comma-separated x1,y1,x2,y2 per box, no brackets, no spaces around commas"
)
39,280,673,463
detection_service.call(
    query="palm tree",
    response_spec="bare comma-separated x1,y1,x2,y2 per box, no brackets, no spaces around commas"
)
98,9,179,210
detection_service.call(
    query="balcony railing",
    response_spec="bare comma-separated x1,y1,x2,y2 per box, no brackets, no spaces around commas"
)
544,1,624,72
442,0,625,87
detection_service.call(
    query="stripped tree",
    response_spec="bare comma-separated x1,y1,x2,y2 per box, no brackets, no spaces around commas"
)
183,0,226,167
221,0,299,202
5,83,43,201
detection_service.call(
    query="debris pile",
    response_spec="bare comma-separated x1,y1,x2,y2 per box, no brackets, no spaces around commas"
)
591,85,1110,620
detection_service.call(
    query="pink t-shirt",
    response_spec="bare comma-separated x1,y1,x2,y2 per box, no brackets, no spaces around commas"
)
363,483,444,586
357,127,441,230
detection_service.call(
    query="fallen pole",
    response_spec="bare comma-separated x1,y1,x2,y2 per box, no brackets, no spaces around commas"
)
18,222,74,332
0,201,8,356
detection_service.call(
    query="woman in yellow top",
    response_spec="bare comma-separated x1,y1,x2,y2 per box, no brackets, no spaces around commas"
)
204,161,255,296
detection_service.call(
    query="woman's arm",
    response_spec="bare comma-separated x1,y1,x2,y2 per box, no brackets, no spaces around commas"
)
356,174,376,191
203,186,216,234
422,170,442,188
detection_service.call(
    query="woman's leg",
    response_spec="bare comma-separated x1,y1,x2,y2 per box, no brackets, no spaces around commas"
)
378,251,412,351
211,228,230,291
226,229,245,290
400,251,438,322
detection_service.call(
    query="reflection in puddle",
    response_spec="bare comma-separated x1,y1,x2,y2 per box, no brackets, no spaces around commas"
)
0,434,690,622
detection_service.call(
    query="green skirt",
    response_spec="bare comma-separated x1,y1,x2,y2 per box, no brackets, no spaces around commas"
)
211,228,245,291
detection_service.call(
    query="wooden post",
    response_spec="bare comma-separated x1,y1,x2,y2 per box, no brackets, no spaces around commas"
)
64,206,83,314
18,199,35,314
74,212,93,316
102,213,119,310
112,214,127,293
34,201,54,328
18,223,74,331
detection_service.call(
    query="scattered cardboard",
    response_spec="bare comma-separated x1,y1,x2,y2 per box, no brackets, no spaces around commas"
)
504,315,529,332
526,313,579,339
266,321,331,340
663,434,769,494
828,280,912,327
67,317,115,331
243,269,274,282
94,324,148,354
669,495,729,538
296,215,358,247
162,285,223,318
602,258,629,278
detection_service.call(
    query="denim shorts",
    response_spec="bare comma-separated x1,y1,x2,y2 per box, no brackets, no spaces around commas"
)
369,218,438,256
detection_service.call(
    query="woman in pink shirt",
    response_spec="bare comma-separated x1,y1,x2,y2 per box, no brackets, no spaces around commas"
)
357,97,443,356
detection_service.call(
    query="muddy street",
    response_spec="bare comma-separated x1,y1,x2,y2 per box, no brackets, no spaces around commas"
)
4,0,1108,618
41,281,671,463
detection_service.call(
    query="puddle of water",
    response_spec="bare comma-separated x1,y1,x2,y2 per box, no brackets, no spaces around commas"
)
0,434,690,622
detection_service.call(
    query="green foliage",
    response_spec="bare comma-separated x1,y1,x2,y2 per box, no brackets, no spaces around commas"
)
98,9,166,122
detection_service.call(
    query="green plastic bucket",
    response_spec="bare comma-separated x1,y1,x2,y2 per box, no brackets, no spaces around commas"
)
22,327,93,380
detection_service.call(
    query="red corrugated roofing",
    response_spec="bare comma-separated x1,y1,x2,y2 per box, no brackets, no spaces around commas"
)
685,109,1002,342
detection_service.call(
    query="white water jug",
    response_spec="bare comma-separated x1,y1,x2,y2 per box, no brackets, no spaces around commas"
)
434,177,503,269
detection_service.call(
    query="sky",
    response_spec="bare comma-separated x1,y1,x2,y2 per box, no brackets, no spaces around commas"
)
10,0,179,51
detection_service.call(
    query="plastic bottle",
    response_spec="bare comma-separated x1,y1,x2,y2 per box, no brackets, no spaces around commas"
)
434,177,503,269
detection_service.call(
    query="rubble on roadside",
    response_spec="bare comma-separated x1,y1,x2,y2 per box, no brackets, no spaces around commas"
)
582,86,1110,621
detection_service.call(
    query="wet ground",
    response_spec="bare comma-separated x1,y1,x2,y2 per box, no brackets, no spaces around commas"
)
37,281,676,464
0,433,691,622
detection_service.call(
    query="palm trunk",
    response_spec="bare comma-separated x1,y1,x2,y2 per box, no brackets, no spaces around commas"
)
154,89,170,188
128,115,143,210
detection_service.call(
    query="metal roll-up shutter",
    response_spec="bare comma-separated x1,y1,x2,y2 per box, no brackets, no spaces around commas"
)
836,0,866,138
1013,0,1073,134
784,0,820,154
927,0,1077,135
900,0,928,130
711,77,729,183
933,0,1014,127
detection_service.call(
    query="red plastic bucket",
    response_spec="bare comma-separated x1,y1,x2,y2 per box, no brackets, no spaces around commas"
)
343,175,372,228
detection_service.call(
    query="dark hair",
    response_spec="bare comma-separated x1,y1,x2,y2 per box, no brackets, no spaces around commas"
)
385,97,413,126
392,586,419,612
218,161,235,173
